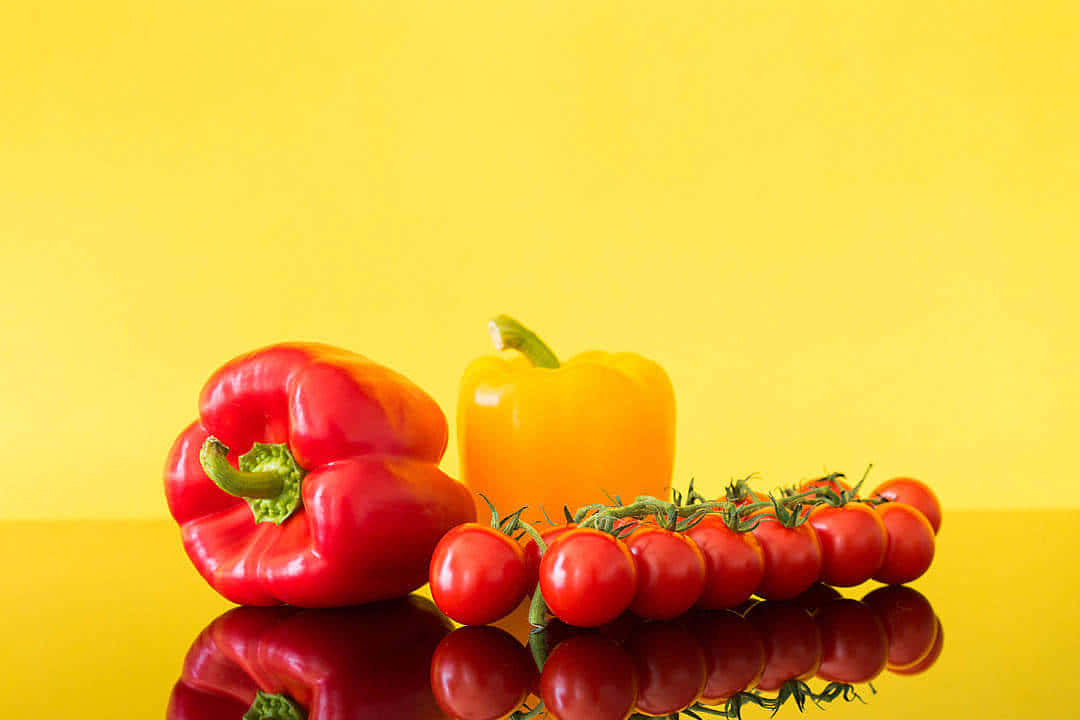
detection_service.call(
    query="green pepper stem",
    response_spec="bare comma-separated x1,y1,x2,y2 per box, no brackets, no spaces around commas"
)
488,315,560,368
200,436,285,500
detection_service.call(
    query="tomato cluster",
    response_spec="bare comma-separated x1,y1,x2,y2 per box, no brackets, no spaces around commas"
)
430,587,944,720
430,475,941,629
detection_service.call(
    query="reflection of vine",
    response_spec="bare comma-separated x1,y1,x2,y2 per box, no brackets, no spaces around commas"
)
512,630,877,720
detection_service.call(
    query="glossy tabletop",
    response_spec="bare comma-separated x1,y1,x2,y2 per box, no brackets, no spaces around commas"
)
4,510,1078,717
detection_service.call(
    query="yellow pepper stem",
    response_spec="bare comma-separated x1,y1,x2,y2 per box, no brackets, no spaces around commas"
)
488,315,560,368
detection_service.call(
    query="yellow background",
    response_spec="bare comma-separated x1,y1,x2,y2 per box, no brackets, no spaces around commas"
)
1,1,1077,519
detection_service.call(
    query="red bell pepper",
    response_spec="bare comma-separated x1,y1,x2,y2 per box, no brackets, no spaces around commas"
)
167,597,452,720
165,343,476,607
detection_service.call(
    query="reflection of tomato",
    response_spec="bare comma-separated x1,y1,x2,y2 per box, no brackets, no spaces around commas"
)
862,586,938,670
752,518,822,601
808,503,887,586
626,527,707,620
625,623,706,716
814,599,888,683
685,515,765,610
872,504,935,585
539,529,638,627
430,524,529,626
872,477,942,534
689,610,765,703
431,626,536,720
891,616,944,675
746,602,822,691
540,634,638,720
523,524,576,592
790,583,842,614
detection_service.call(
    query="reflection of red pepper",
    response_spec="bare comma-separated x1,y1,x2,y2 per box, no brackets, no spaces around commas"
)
165,343,476,607
167,597,452,720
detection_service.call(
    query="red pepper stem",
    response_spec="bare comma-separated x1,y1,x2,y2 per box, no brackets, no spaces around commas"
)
488,315,561,368
200,436,285,500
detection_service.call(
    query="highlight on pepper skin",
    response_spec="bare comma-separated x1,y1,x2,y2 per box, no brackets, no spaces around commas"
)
430,586,944,720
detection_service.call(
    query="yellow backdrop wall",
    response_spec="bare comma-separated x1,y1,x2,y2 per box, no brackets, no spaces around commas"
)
1,1,1077,518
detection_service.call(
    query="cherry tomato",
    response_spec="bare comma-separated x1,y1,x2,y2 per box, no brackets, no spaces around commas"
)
891,616,944,675
685,515,765,610
814,599,888,683
430,524,529,626
523,523,576,592
688,610,765,703
539,528,638,628
540,634,637,720
746,602,822,691
790,583,842,615
751,518,822,601
808,503,887,586
625,622,706,716
625,527,707,620
862,585,938,670
873,503,935,585
800,475,853,497
430,626,536,720
872,477,942,534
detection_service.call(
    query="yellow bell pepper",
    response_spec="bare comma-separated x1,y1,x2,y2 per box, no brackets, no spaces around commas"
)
458,315,676,526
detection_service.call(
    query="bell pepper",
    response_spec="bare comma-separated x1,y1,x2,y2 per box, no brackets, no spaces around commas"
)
458,316,676,526
167,596,452,720
165,343,476,607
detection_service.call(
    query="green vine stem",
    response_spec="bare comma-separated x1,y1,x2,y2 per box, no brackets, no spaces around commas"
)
488,315,561,368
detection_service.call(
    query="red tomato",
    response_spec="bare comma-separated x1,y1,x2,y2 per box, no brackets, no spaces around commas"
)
429,524,529,626
814,599,888,683
873,503,935,585
862,586,938,670
891,616,944,675
626,622,706,716
808,503,887,587
872,477,942,534
790,583,842,615
688,610,765,703
685,515,766,610
800,475,853,497
746,602,822,691
430,626,536,720
751,518,822,601
626,527,707,620
540,634,638,720
539,528,638,628
523,524,576,592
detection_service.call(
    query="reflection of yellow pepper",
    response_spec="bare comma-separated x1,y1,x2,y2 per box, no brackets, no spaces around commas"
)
458,315,676,526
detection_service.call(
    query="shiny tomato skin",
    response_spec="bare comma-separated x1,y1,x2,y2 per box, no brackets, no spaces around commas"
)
873,503,935,585
814,599,888,683
685,515,766,610
539,528,638,628
872,477,942,534
891,616,944,675
626,622,706,716
746,602,822,691
688,610,766,703
862,585,938,670
751,518,823,601
523,524,576,592
430,626,536,720
429,524,529,626
626,527,707,620
540,634,638,720
808,503,887,587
